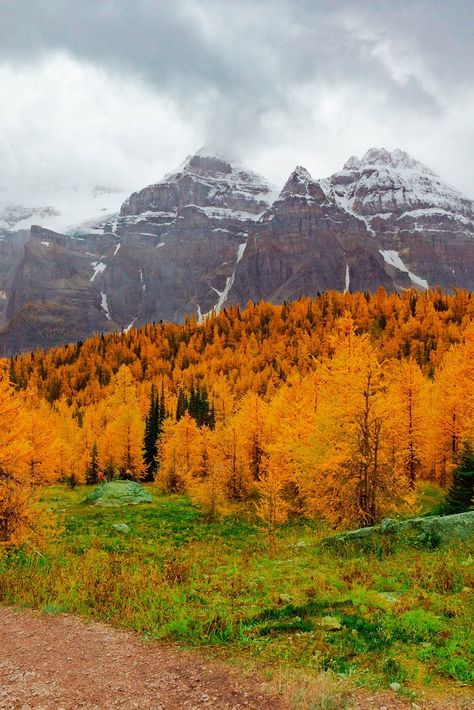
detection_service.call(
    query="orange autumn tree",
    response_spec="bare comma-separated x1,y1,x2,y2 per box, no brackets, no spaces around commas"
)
158,413,201,492
55,400,85,487
254,451,290,555
428,324,474,485
0,371,55,547
187,426,225,519
386,359,429,489
302,315,414,528
265,372,320,514
22,393,60,485
99,366,145,479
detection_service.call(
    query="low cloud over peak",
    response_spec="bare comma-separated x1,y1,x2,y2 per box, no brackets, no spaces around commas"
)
0,0,473,198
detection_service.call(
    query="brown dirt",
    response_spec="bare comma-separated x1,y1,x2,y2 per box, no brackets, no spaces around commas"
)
1,606,472,710
0,606,286,709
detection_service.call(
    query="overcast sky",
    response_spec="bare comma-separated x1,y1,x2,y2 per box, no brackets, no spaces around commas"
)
1,0,473,197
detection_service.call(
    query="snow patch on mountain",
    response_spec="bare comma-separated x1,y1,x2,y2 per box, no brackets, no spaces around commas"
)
90,261,106,282
100,291,111,320
379,249,429,290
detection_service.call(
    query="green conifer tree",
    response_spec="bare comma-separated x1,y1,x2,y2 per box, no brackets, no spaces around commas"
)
86,442,100,485
143,385,159,481
443,440,474,514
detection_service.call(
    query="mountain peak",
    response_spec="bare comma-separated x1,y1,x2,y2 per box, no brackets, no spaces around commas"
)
344,147,435,175
194,145,239,163
121,147,277,218
279,165,326,202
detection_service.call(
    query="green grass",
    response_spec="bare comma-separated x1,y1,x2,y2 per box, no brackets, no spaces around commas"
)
1,484,473,700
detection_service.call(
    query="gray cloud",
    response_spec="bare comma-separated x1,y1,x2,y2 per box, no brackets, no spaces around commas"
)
0,0,473,195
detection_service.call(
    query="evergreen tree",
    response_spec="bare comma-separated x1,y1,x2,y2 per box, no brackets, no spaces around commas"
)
143,383,167,480
187,384,213,428
176,389,188,421
143,386,159,481
85,442,99,485
443,440,474,514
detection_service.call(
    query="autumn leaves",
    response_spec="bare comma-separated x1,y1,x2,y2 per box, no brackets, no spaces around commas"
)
3,289,474,547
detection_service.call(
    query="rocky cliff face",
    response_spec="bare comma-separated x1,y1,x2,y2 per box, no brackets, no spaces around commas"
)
321,148,474,291
1,147,473,355
0,229,29,331
229,166,392,306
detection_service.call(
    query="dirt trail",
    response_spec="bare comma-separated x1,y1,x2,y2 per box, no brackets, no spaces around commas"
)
1,606,472,710
0,606,286,709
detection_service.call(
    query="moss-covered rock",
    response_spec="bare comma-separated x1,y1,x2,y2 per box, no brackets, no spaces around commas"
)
84,480,152,507
324,511,474,549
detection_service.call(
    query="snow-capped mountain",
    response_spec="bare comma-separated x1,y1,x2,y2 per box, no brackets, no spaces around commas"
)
325,147,473,218
1,146,473,354
321,148,474,290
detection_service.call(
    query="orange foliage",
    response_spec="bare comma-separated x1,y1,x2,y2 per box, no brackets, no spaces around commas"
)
4,289,474,531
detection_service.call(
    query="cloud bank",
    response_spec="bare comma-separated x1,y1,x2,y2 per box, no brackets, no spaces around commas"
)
0,0,473,195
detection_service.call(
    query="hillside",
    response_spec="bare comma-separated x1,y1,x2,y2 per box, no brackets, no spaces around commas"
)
2,288,474,528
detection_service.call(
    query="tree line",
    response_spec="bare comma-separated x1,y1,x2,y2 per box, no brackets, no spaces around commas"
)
2,289,474,546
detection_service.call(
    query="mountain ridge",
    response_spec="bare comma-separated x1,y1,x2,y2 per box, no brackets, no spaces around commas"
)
1,146,473,354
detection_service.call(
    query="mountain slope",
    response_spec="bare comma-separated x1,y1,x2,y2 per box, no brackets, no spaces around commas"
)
1,146,473,355
321,148,474,290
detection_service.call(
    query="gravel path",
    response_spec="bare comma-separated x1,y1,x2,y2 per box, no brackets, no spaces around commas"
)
1,606,472,710
0,607,286,709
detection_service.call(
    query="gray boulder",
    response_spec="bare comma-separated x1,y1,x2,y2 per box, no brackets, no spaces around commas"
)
324,511,474,548
84,480,152,507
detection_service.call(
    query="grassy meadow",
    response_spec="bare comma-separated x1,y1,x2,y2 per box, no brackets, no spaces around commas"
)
0,483,473,706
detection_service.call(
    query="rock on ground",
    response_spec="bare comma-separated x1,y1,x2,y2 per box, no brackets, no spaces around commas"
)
84,480,153,507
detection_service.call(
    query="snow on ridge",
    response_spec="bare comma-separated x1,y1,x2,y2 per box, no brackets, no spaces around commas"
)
344,148,435,176
318,181,376,235
326,155,473,221
379,249,429,290
196,205,264,222
399,208,474,225
160,150,278,209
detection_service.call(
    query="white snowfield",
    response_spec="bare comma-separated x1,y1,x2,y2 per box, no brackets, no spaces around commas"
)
328,148,473,220
379,249,429,290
